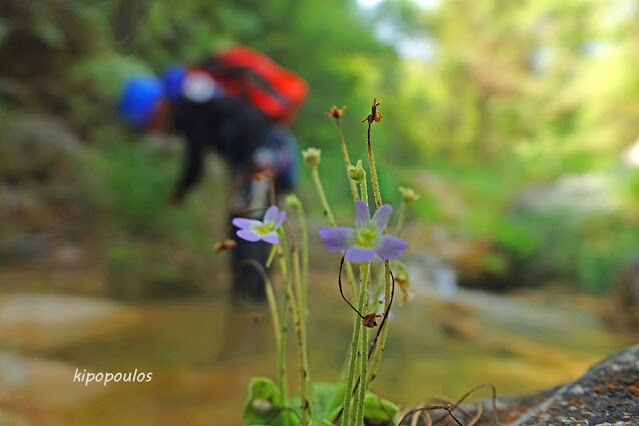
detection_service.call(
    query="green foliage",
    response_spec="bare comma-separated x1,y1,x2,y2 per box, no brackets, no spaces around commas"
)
89,136,208,245
3,0,639,294
71,53,153,100
243,380,398,426
244,377,296,426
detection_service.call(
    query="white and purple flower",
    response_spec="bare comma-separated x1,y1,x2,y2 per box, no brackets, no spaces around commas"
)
319,200,408,263
232,205,286,245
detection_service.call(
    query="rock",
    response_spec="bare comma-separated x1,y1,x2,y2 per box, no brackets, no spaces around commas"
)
0,351,107,419
0,113,84,181
405,253,459,299
0,233,52,262
0,113,97,239
0,293,139,352
50,243,87,267
515,173,622,216
400,345,639,425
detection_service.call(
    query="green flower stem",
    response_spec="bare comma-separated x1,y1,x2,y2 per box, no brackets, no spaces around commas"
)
335,118,359,200
265,275,284,398
292,200,309,319
279,230,311,425
266,244,278,268
354,265,370,426
366,123,383,208
311,166,336,225
341,263,370,426
276,247,290,408
359,167,368,207
364,119,391,387
291,241,310,392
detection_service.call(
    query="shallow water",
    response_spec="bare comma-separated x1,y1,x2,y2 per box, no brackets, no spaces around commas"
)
0,268,632,425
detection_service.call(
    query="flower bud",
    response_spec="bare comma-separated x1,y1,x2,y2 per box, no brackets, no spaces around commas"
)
286,194,301,208
302,148,321,167
348,160,365,182
399,186,420,204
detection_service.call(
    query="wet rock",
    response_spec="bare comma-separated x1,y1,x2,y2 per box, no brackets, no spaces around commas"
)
0,351,107,420
402,345,639,425
0,293,139,352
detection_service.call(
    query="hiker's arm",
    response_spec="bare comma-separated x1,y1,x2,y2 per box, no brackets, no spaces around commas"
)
171,136,205,203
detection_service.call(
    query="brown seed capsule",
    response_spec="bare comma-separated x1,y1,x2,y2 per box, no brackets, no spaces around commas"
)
362,98,383,124
362,313,382,328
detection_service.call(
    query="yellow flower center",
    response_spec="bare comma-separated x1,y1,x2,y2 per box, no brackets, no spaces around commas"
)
255,223,276,235
354,226,378,248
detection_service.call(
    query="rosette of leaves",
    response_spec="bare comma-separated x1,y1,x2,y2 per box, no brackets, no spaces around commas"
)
244,378,399,425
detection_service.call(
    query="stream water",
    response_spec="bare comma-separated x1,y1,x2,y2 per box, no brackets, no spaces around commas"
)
0,266,632,425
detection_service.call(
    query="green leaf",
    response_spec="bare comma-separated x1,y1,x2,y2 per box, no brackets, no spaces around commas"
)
244,377,297,426
364,392,399,423
308,382,345,423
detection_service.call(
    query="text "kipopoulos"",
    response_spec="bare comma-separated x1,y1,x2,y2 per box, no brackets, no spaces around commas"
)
73,368,153,386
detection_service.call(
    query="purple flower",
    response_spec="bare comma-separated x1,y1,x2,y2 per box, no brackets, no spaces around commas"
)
319,200,408,263
232,205,286,245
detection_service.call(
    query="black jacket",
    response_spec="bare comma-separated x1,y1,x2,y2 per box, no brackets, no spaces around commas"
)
170,95,271,199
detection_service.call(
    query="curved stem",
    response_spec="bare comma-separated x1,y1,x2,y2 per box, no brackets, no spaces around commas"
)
311,166,336,225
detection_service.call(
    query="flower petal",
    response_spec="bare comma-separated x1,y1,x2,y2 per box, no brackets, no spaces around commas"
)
354,200,370,230
263,205,279,224
345,246,376,263
319,227,355,251
375,235,408,260
261,232,280,245
371,204,393,232
232,218,262,229
237,229,262,242
275,210,287,227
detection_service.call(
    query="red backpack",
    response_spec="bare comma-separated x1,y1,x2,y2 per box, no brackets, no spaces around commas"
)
198,47,307,125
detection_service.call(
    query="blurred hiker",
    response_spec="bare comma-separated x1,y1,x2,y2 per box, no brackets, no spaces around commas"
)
118,46,307,301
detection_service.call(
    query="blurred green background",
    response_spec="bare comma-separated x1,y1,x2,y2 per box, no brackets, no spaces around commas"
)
1,0,639,424
3,0,639,295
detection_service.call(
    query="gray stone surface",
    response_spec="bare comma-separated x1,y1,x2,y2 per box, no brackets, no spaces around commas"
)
509,344,639,425
400,345,639,425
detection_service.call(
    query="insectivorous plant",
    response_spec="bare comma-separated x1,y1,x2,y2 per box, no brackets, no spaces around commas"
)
234,100,426,426
319,200,408,263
